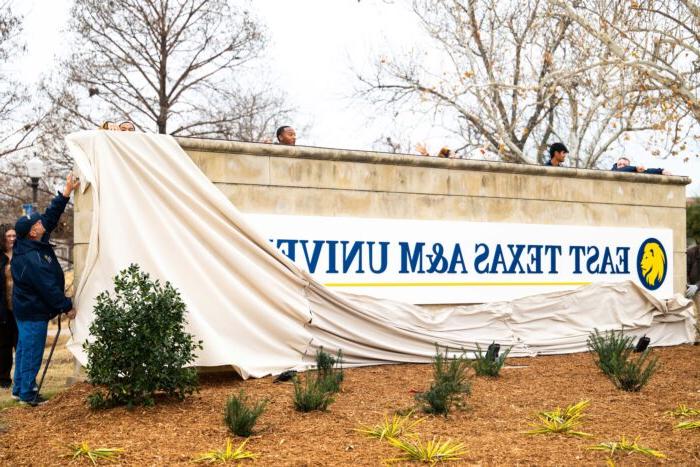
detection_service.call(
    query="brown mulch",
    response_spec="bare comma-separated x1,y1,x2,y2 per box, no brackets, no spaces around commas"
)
2,345,700,466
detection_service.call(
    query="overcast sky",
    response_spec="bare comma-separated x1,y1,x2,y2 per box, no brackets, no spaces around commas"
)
11,0,699,195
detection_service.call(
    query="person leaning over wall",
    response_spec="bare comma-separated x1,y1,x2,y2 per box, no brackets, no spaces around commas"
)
100,120,136,131
611,157,671,175
415,143,456,158
276,125,296,146
544,142,568,167
0,223,17,388
11,173,79,406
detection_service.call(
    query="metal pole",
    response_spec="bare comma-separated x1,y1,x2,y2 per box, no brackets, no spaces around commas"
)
30,178,39,205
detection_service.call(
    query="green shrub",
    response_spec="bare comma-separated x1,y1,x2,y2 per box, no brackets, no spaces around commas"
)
610,351,659,392
315,347,344,394
587,329,634,377
416,380,457,416
587,329,659,392
84,264,202,408
292,373,335,412
224,391,267,437
416,346,471,415
472,343,510,377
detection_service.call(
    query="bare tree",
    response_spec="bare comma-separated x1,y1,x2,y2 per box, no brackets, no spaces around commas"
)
358,0,669,167
0,2,38,161
550,0,699,122
0,2,47,223
47,0,293,138
548,0,699,160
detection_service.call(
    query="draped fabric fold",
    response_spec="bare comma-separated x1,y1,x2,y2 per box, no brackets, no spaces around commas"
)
65,131,695,378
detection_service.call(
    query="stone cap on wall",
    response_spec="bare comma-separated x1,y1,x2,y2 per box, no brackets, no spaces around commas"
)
176,136,691,187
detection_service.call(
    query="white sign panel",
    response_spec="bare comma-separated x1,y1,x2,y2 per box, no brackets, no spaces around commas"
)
247,214,674,304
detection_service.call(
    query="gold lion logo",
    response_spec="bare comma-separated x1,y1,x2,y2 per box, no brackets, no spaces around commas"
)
640,242,666,289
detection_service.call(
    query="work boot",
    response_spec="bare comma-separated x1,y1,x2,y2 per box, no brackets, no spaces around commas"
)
19,393,48,407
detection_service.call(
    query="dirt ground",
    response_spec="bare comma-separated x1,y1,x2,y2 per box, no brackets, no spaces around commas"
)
1,344,700,466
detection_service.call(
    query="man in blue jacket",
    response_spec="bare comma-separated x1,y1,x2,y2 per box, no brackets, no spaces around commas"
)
11,173,79,405
611,157,670,175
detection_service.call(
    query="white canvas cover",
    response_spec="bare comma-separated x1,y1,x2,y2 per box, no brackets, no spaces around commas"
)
65,131,696,378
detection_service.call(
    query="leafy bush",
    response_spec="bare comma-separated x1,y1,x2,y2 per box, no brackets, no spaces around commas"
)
416,346,471,415
292,373,335,412
315,347,344,394
587,329,659,392
224,391,267,437
472,343,511,377
84,264,202,408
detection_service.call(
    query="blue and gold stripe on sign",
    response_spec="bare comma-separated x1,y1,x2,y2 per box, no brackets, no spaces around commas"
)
323,281,592,287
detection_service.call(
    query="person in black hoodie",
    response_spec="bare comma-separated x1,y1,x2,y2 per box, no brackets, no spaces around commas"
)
11,173,79,405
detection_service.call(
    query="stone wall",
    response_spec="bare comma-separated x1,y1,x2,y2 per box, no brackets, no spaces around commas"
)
73,137,691,294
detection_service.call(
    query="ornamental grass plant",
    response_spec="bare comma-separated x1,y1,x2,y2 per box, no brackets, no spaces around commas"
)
667,404,700,417
588,436,666,459
224,391,267,437
355,411,424,441
387,436,467,464
194,439,258,463
67,442,124,466
676,420,700,430
526,400,592,437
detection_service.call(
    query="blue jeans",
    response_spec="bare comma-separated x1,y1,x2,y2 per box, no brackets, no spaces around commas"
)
13,319,48,401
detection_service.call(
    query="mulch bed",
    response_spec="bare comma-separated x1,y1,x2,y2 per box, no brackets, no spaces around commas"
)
2,345,700,466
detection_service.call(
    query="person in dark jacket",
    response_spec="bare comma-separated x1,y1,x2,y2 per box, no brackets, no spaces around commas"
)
11,173,79,405
0,223,18,388
611,157,670,175
544,142,568,167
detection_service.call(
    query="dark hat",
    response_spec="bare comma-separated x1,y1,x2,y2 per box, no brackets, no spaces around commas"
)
15,212,42,238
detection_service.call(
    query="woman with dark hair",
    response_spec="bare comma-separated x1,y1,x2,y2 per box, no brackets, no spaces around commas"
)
0,223,17,388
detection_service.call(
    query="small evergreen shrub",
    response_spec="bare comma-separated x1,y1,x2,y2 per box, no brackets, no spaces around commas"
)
292,373,335,412
610,351,659,392
290,347,344,412
472,343,510,377
416,346,471,416
84,264,202,408
224,391,267,437
587,329,659,392
587,329,634,377
315,347,344,394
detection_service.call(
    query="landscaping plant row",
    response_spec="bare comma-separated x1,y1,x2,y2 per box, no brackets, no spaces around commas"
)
61,265,699,464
